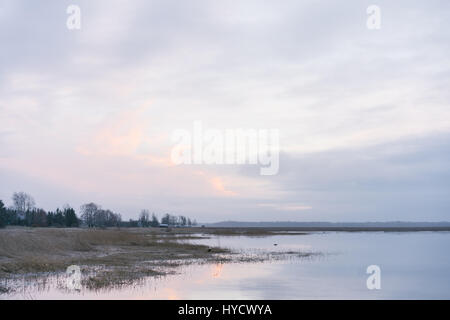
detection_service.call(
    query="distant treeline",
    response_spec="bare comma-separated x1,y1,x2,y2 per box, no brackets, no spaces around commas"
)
0,192,197,228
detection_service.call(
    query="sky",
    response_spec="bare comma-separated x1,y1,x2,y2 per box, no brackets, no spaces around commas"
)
1,0,449,222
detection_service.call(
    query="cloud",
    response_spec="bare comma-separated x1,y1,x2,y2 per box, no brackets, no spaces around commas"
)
264,133,450,220
258,203,313,211
0,0,449,221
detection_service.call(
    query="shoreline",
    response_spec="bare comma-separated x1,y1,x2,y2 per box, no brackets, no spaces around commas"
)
203,226,450,232
1,226,448,295
0,227,315,294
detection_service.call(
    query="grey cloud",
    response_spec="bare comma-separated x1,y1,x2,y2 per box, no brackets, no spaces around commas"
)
1,0,450,222
262,133,450,220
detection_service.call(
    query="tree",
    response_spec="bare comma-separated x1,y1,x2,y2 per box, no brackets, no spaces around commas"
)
82,206,121,228
109,211,121,228
45,207,77,228
161,213,170,225
150,213,159,227
179,215,187,227
25,210,34,226
80,203,100,228
139,209,150,227
53,208,65,226
4,205,18,226
0,200,6,228
12,192,35,219
32,209,48,227
93,209,106,228
128,219,139,228
103,210,121,227
168,214,178,226
63,206,79,227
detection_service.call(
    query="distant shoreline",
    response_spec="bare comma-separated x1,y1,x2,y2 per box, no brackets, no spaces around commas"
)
203,221,450,230
203,226,450,232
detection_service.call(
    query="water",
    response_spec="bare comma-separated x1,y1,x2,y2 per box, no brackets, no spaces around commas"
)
2,232,450,299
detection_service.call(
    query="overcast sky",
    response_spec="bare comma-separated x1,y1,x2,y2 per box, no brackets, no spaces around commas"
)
1,0,449,222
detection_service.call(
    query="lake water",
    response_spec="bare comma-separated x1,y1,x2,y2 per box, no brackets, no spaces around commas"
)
2,232,450,299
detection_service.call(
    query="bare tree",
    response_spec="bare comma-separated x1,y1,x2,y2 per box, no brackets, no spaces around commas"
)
139,209,150,227
93,209,108,228
12,192,35,218
80,203,100,228
150,213,159,227
179,215,187,226
110,212,122,228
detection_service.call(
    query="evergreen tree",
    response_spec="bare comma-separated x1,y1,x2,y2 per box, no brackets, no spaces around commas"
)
150,213,159,227
0,200,6,228
161,213,170,225
63,207,79,227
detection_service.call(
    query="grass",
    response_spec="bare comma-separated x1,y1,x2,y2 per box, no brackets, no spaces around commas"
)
81,267,166,290
0,227,226,284
0,227,318,294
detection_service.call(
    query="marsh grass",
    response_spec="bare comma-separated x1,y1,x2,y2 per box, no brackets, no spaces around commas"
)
0,228,225,277
0,284,10,294
0,227,320,294
81,267,165,290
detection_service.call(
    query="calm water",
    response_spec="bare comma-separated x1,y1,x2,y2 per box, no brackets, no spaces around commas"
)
2,232,450,299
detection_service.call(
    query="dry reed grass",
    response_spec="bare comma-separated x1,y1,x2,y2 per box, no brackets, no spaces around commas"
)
0,227,224,276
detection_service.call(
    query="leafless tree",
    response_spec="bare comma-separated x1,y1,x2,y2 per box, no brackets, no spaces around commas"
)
12,192,35,217
139,209,150,227
179,215,187,226
80,203,100,228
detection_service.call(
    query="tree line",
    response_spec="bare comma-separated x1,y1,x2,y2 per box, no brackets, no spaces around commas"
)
0,192,197,229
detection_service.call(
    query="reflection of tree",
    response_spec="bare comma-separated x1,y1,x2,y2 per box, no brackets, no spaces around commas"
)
212,263,224,278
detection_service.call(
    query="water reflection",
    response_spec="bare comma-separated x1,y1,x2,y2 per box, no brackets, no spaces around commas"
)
212,264,224,278
1,232,450,299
